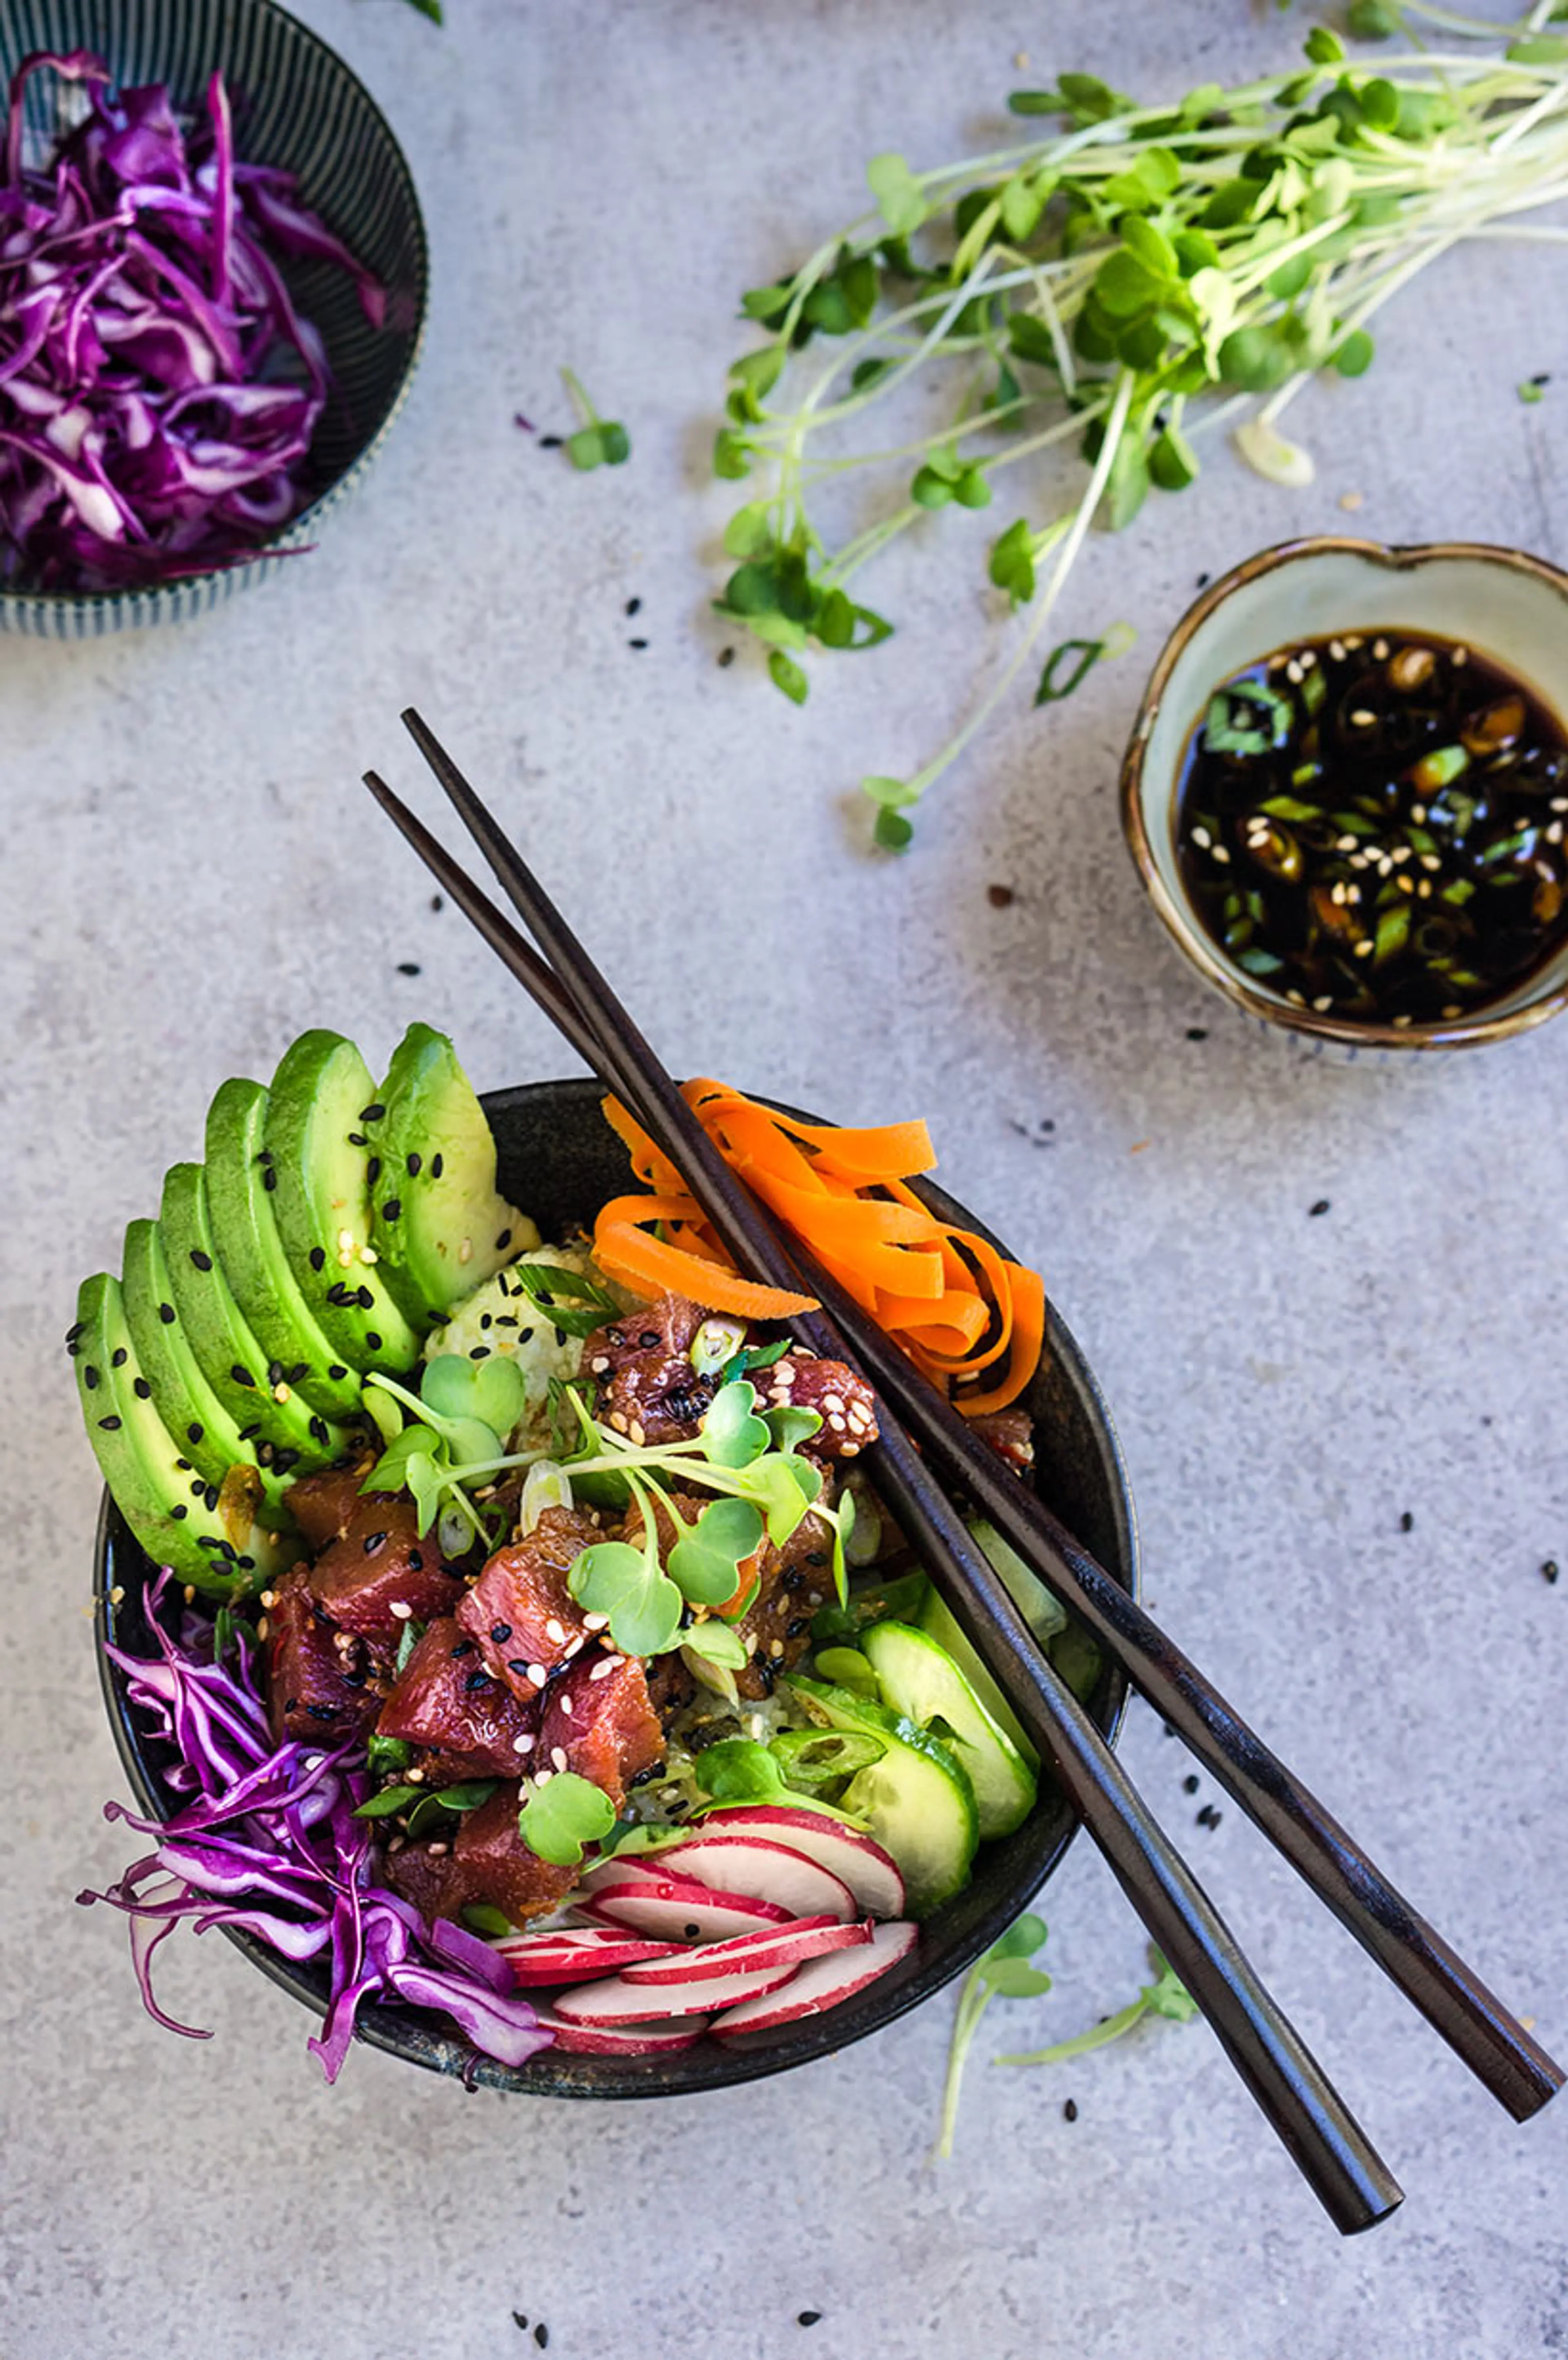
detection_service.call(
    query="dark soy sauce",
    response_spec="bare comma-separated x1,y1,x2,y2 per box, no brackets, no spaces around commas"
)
1175,629,1568,1027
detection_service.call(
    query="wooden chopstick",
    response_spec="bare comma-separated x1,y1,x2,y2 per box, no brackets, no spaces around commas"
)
366,723,1403,2234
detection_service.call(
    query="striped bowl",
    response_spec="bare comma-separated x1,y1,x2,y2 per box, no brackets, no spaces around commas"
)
0,0,428,635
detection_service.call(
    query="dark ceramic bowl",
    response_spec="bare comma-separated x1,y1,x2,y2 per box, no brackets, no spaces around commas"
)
94,1079,1139,2096
0,0,428,635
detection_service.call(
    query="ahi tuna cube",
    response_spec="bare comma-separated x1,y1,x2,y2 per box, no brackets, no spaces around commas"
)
456,1506,600,1701
308,1494,461,1638
376,1615,539,1779
286,1464,382,1552
582,1293,720,1444
538,1649,664,1808
378,1783,577,1932
267,1567,383,1745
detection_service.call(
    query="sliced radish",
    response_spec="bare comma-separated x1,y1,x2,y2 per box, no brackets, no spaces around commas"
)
687,1807,905,1918
580,1875,793,1945
621,1916,871,1987
710,1919,918,2037
650,1835,855,1923
577,1854,677,1892
497,1930,690,1986
535,2009,710,2056
553,1957,799,2025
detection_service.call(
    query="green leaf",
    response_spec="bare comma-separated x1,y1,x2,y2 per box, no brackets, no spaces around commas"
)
1120,214,1179,281
1267,250,1313,302
741,281,794,323
423,1350,528,1439
517,1770,617,1867
862,774,917,810
701,1380,771,1469
361,1379,402,1450
1519,378,1547,406
1000,174,1045,244
851,356,891,391
866,151,927,238
353,1784,423,1819
1304,27,1345,65
989,517,1036,606
1094,247,1165,319
567,1538,681,1655
912,465,956,509
768,649,810,705
1347,0,1398,34
361,1424,442,1494
1359,77,1401,134
1149,424,1199,492
1008,312,1058,368
764,1403,823,1455
874,807,914,852
1007,89,1062,117
681,1621,751,1671
713,427,754,481
983,1956,1055,1998
1216,324,1296,392
727,345,785,421
1058,71,1123,121
723,503,777,560
746,1451,820,1547
692,1736,788,1803
668,1495,765,1607
953,467,992,509
1332,328,1375,378
394,1616,423,1676
1104,436,1149,533
1140,1952,1199,2021
365,1732,413,1781
1508,36,1568,64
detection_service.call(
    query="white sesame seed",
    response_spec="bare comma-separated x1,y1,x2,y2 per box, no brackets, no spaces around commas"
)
1391,845,1412,864
1212,845,1231,864
1356,940,1374,958
272,1382,291,1404
1299,648,1317,669
533,1768,552,1785
360,1246,378,1266
255,1616,269,1640
1286,660,1303,684
1347,885,1362,904
1420,854,1442,871
1331,882,1347,906
1549,822,1564,846
551,1746,569,1773
589,1658,617,1682
1286,989,1306,1007
1313,996,1334,1012
1392,1013,1413,1029
628,1420,646,1447
1397,875,1415,895
1373,638,1389,660
545,1617,566,1646
558,1692,575,1719
407,1767,425,1784
1191,825,1212,850
337,1228,355,1252
512,1732,534,1754
1328,639,1345,662
1551,798,1568,814
821,1393,846,1415
260,1589,277,1609
1443,1003,1463,1019
1350,709,1376,728
607,1411,629,1434
1411,804,1426,824
1417,880,1432,898
427,1842,449,1858
840,1442,861,1458
527,1662,548,1688
389,1600,412,1620
458,1238,473,1265
1336,834,1359,853
581,1611,610,1633
1452,646,1468,666
1344,634,1363,650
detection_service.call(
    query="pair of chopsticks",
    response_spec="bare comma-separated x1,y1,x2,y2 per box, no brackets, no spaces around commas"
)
365,712,1562,2233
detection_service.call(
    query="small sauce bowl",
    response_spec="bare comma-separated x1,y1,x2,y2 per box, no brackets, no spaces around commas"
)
1120,537,1568,1054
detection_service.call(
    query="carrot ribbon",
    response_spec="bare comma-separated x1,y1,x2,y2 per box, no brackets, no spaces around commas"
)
592,1081,1046,1416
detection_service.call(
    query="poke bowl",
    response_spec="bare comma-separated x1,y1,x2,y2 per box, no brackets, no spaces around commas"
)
87,1061,1138,2098
0,0,427,635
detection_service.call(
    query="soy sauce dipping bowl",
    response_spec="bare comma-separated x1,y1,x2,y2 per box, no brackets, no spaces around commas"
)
1121,537,1568,1056
93,1078,1139,2098
0,0,428,637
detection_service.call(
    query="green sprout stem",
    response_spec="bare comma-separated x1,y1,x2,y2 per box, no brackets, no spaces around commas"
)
995,1992,1151,2068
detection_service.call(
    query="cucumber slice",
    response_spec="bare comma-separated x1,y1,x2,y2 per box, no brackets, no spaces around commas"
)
786,1675,977,1916
861,1620,1038,1841
916,1517,1067,1769
263,1031,421,1375
203,1077,365,1420
73,1274,290,1594
365,1023,539,1324
120,1218,293,1515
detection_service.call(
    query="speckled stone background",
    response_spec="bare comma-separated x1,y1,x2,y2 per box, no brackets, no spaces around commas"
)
3,2,1565,2353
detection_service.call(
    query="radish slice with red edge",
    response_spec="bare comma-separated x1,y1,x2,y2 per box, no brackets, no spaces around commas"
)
535,2010,710,2055
497,1930,689,1986
649,1834,855,1923
552,1957,800,2024
683,1807,905,1918
620,1916,872,1988
710,1919,918,2037
581,1876,793,1944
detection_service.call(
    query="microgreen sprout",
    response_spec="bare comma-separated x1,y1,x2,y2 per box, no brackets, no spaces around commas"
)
994,1949,1198,2065
561,368,630,470
714,16,1568,845
517,1769,617,1865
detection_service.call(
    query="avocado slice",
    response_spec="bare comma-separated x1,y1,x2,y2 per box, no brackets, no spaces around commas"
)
203,1077,365,1421
121,1216,294,1517
72,1273,291,1594
365,1023,538,1325
263,1031,421,1375
158,1160,351,1474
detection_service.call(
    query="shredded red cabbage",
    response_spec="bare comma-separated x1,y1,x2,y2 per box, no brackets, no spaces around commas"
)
0,50,385,591
78,1575,552,2081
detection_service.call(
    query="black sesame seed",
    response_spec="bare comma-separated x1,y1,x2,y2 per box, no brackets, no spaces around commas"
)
451,1638,475,1657
539,434,562,448
159,1301,176,1324
1183,1773,1200,1794
171,1504,188,1520
508,1658,530,1675
464,1669,491,1692
65,1320,84,1342
1185,1026,1208,1041
397,962,421,977
97,1413,122,1431
133,1376,151,1400
289,1362,307,1384
263,1167,278,1191
480,1313,493,1331
1063,2099,1078,2123
1309,1199,1331,1218
267,1360,284,1387
230,1364,255,1388
360,1105,385,1123
1544,1560,1560,1585
496,1228,512,1251
189,1478,206,1499
628,637,648,650
84,1365,99,1389
431,1153,444,1178
490,1622,514,1644
356,1286,374,1310
553,1327,567,1350
534,2329,549,2353
406,1152,423,1176
364,1533,387,1555
430,894,443,912
327,1364,347,1382
203,1484,219,1511
310,1247,326,1272
517,1326,535,1344
189,1248,212,1271
382,1198,402,1222
626,595,642,616
409,1551,424,1572
470,1346,490,1361
187,1423,203,1444
309,1415,329,1444
238,1422,260,1442
684,1923,700,1939
717,646,735,668
1196,571,1211,588
367,1158,382,1187
797,2314,822,2330
1400,1510,1414,1533
347,1132,368,1148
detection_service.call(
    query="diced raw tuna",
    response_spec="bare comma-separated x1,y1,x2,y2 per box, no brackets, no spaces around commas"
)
755,1352,878,1459
537,1649,664,1809
267,1566,384,1745
731,1496,838,1702
376,1615,540,1779
973,1408,1035,1477
582,1293,719,1444
285,1464,381,1551
308,1494,462,1638
378,1787,576,1932
455,1506,601,1701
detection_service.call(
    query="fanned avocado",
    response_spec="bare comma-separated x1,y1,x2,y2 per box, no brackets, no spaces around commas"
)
159,1161,350,1474
263,1031,421,1375
203,1076,365,1420
366,1024,539,1325
120,1217,294,1516
72,1273,290,1595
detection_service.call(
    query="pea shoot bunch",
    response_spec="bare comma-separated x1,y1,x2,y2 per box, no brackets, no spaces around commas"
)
713,2,1568,848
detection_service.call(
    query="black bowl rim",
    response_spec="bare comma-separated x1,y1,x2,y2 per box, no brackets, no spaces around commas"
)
93,1076,1140,2097
0,0,431,617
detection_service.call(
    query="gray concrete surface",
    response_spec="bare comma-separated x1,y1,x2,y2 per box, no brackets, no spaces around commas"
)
2,2,1565,2354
